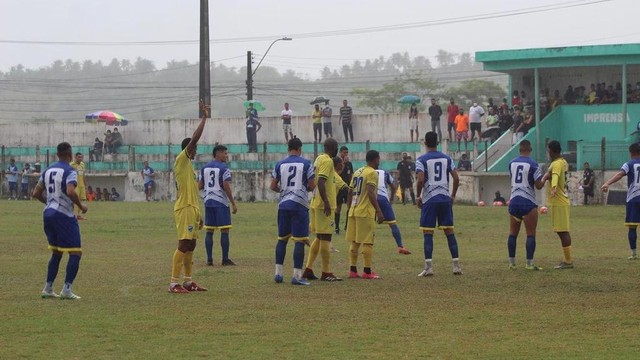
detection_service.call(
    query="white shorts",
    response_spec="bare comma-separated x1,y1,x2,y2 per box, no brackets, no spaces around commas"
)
410,119,419,131
283,123,292,132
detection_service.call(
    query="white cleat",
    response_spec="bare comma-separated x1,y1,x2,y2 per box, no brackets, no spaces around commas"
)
453,264,463,275
41,290,60,299
417,267,434,277
60,291,81,300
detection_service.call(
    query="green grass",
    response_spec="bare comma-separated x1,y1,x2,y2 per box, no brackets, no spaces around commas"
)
1,201,639,359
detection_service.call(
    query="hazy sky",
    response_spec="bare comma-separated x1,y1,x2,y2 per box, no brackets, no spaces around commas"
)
0,0,637,77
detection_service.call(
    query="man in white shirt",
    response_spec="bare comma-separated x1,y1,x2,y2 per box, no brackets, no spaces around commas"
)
281,103,294,143
468,102,485,141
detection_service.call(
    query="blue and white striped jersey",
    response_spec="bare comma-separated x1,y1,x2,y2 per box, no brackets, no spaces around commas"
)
509,156,543,206
272,155,314,211
416,151,455,203
200,160,232,207
38,161,77,218
621,159,640,203
375,169,393,200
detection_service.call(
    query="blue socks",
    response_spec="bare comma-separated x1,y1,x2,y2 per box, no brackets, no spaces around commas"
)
525,236,536,260
423,233,434,259
64,254,81,285
446,233,459,259
507,235,517,258
629,227,637,251
293,241,305,269
390,224,403,248
221,232,230,261
205,232,214,263
46,252,63,283
275,239,287,265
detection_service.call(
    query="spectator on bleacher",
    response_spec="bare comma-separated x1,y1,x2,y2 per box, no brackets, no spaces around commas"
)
322,101,333,138
428,98,443,142
498,107,513,134
102,188,110,201
111,187,120,201
575,86,586,104
86,186,96,202
457,153,472,172
141,160,156,201
90,137,103,161
95,187,103,201
630,83,639,103
564,85,576,104
587,84,598,104
500,98,509,114
245,106,262,153
111,128,123,153
521,107,535,135
551,90,562,110
447,98,459,141
409,102,419,143
511,90,522,109
454,108,470,152
104,130,114,154
5,158,18,200
520,90,531,107
511,107,525,143
468,102,485,141
602,85,618,104
487,98,498,113
595,83,605,104
21,163,32,199
539,89,550,118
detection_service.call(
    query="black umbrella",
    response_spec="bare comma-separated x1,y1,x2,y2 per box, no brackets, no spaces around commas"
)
310,96,330,105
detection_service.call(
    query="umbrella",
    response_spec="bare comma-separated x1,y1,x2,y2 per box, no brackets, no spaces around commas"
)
480,127,502,142
243,100,266,112
398,95,421,105
85,110,129,126
310,96,330,105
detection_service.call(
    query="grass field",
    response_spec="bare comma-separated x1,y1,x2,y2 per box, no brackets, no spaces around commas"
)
1,200,640,359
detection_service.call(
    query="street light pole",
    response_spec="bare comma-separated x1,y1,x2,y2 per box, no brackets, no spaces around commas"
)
246,37,292,101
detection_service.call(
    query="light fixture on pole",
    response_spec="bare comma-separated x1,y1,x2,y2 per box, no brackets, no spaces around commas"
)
246,37,292,101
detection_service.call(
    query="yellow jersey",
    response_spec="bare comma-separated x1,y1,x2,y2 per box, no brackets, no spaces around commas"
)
348,165,378,218
174,149,200,211
310,153,340,210
71,161,85,187
312,109,322,124
547,157,570,206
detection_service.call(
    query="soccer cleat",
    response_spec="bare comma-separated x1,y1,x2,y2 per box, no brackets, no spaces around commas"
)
206,261,214,266
168,284,190,294
41,290,59,299
361,272,381,279
348,271,360,279
302,268,318,280
183,281,207,291
330,247,340,253
397,247,412,255
274,274,283,283
553,261,574,269
291,277,311,286
335,228,340,235
320,272,343,281
222,259,236,266
453,264,463,275
418,268,434,277
509,264,517,271
628,255,638,260
525,264,543,271
60,291,81,300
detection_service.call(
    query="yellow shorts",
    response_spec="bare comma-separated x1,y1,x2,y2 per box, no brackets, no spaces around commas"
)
175,206,201,240
310,208,335,235
76,186,86,201
550,205,570,232
346,216,376,244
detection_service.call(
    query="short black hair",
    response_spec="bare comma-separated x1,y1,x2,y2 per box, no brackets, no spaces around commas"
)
75,152,82,157
213,145,227,157
181,138,191,150
288,137,302,151
366,150,380,163
339,146,349,152
57,142,72,157
333,156,343,167
425,132,438,148
547,140,561,154
630,143,640,155
519,140,532,153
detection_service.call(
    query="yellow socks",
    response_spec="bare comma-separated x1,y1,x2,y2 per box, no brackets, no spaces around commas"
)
363,244,373,268
349,242,360,266
305,239,320,269
171,249,185,283
320,240,331,273
562,246,573,264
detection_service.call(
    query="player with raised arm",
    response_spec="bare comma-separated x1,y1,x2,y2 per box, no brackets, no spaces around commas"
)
271,137,316,285
375,168,411,254
601,143,640,259
200,145,238,267
168,100,210,293
506,140,546,270
33,142,88,299
346,150,385,279
416,132,462,276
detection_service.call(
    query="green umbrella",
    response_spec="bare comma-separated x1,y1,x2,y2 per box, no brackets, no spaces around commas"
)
243,100,266,112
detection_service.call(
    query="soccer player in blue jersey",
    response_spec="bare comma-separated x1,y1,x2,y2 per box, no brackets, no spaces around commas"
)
200,145,238,266
507,140,546,270
416,132,462,276
6,158,19,200
601,143,640,260
375,169,411,254
271,137,316,285
141,161,155,201
32,142,88,299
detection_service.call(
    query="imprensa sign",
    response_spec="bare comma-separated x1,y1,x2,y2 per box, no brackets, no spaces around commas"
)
583,112,631,123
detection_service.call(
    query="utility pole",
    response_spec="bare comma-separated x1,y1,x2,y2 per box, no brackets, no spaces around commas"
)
246,51,253,101
199,0,211,117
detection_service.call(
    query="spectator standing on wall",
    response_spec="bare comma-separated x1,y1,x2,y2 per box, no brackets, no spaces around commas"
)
428,98,443,142
409,102,419,143
446,98,459,142
322,101,333,139
312,104,323,143
104,130,114,154
281,103,294,143
339,99,354,143
468,102,485,141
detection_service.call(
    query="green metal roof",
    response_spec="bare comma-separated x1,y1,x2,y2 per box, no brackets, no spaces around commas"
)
476,43,640,71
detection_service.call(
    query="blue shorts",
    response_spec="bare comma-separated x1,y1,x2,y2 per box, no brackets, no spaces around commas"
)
509,202,537,221
625,202,640,226
377,196,396,224
9,182,17,191
420,201,454,231
144,181,154,192
204,206,232,231
278,209,310,241
43,210,81,252
21,183,28,192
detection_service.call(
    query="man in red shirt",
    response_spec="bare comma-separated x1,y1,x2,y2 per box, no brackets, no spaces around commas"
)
446,98,459,141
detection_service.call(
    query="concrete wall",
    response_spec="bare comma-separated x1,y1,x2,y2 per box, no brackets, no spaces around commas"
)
0,113,436,147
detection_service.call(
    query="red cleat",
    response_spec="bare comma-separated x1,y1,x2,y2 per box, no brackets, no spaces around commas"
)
362,272,381,280
168,284,190,293
183,281,208,291
397,247,412,255
348,271,360,279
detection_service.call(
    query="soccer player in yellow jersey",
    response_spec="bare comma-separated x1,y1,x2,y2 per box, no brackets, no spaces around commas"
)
168,100,210,293
541,140,574,269
71,153,86,220
303,138,343,281
346,150,384,279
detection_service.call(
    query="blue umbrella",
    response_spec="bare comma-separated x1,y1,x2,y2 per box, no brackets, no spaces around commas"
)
398,95,421,104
